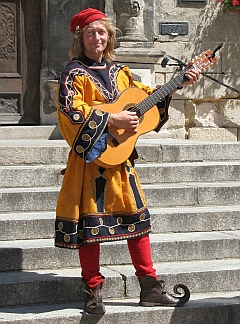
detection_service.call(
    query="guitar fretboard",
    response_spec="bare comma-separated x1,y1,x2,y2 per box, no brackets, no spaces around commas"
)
132,66,192,116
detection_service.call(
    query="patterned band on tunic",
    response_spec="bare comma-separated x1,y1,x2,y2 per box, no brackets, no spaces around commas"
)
55,207,151,248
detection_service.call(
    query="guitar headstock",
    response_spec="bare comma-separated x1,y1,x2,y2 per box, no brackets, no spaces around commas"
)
192,49,218,72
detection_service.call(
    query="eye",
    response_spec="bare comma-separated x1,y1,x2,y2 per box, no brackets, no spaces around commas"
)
86,29,93,35
99,30,107,35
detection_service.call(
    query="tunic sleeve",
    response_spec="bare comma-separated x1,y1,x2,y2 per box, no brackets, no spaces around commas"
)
57,64,110,162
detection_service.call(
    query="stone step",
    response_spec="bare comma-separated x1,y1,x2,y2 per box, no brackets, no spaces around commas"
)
143,181,240,208
1,180,239,213
1,206,239,241
0,291,239,324
0,126,165,141
136,161,240,184
136,139,240,163
0,140,69,166
0,126,167,141
0,165,64,188
0,126,62,141
1,161,240,188
0,231,239,271
1,139,240,167
108,259,240,298
0,212,55,241
0,180,238,214
0,259,239,307
5,290,240,324
150,205,240,233
0,187,59,213
0,266,121,307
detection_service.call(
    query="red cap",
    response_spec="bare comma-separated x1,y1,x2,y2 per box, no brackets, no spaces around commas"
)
70,8,107,34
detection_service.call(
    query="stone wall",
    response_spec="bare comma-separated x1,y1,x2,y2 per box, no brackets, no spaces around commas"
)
152,0,240,141
40,0,240,141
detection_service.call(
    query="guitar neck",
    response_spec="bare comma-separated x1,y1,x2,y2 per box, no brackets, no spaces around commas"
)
134,66,191,116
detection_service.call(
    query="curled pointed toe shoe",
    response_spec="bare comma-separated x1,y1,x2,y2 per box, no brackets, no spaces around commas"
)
84,283,106,314
138,276,190,307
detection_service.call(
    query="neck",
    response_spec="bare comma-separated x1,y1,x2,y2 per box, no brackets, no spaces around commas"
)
84,52,103,63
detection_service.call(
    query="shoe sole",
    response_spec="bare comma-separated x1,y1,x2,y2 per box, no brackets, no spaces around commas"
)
139,301,184,307
86,303,106,314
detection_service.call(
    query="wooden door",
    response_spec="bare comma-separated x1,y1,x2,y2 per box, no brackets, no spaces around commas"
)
0,0,41,125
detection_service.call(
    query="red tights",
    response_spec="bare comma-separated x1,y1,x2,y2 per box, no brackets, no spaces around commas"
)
78,235,158,289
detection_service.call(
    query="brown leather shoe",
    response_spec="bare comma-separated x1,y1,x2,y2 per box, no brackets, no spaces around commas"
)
84,283,106,314
138,276,190,307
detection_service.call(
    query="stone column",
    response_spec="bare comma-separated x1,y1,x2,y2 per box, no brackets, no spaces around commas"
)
113,0,147,43
112,0,165,89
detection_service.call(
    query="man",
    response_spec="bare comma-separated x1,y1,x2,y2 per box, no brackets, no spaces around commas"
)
55,8,200,314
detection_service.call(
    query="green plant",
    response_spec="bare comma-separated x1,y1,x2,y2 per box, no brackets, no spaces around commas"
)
218,0,240,11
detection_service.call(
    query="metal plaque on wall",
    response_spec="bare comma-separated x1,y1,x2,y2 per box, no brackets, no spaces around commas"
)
178,0,207,3
159,22,189,36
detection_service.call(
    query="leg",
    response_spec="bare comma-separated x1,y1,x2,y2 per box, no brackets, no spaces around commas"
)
79,243,105,313
128,235,190,307
127,234,158,278
78,242,103,288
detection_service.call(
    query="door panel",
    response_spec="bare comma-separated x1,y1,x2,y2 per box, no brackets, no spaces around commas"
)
0,0,41,125
0,1,19,74
0,0,23,124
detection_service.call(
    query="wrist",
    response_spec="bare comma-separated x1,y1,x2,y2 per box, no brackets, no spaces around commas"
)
108,113,117,127
108,114,113,126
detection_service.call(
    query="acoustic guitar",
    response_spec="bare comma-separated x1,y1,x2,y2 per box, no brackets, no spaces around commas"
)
95,47,221,168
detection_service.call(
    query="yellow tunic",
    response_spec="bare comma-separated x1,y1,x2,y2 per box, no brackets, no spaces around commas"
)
55,58,169,249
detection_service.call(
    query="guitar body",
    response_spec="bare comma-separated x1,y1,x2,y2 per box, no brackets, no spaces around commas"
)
95,87,160,168
94,47,220,168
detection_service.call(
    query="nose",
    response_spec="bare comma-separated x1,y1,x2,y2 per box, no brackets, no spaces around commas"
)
92,31,101,39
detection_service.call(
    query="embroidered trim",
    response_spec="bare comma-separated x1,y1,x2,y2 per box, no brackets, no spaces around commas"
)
73,108,109,161
109,64,121,100
59,62,122,122
126,162,144,209
55,207,151,249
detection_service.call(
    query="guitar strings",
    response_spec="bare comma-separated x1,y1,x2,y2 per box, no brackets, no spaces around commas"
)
132,69,187,116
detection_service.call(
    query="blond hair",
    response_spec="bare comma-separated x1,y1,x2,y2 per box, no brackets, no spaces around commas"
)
70,18,117,62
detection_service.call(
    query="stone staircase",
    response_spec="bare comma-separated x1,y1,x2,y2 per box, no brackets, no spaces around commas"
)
0,126,239,324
